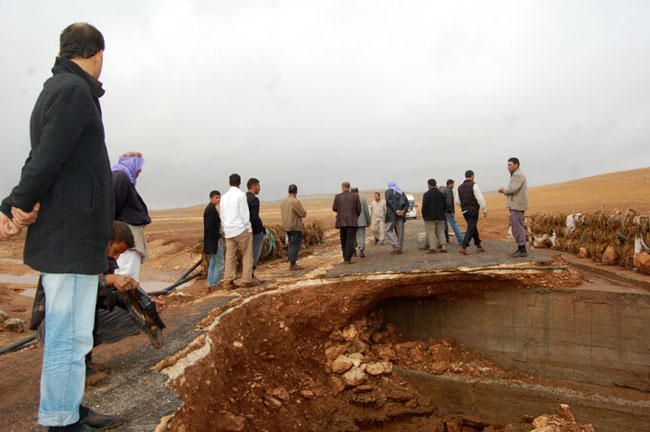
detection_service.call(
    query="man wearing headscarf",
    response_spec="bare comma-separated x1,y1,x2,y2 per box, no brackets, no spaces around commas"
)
112,152,151,280
385,181,409,254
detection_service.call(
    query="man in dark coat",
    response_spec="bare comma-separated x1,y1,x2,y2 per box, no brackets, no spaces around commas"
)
203,190,223,288
0,23,124,430
333,181,361,263
246,178,265,274
385,181,409,254
421,179,448,253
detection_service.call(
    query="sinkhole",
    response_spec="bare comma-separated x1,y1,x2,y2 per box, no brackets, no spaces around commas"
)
160,265,650,432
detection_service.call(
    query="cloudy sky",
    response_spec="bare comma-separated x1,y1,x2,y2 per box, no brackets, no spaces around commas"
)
1,1,649,209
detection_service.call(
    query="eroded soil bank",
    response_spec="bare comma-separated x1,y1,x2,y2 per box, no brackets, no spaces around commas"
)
158,264,626,431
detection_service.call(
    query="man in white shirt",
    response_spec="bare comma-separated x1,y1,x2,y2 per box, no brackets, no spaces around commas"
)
455,170,488,255
220,173,258,287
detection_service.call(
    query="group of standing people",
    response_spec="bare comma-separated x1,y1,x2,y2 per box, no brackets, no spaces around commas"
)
333,158,529,262
0,21,531,432
203,176,309,288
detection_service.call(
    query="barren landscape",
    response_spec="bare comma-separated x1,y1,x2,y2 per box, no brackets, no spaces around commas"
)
1,167,650,431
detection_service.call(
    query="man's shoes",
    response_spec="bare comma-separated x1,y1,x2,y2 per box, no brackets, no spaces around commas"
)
289,264,304,271
359,250,366,258
427,249,437,254
79,405,126,430
225,280,238,289
374,238,378,244
459,247,470,255
353,251,358,257
390,248,403,255
49,422,98,431
419,245,429,251
344,260,353,264
240,280,261,288
440,247,448,253
477,246,486,253
436,245,442,250
511,247,528,258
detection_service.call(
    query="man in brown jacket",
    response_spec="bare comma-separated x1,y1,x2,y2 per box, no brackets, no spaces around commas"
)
499,157,529,257
280,184,307,270
333,181,362,263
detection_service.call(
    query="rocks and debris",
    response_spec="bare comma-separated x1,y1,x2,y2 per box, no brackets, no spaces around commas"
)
530,404,595,432
0,309,9,322
4,317,25,333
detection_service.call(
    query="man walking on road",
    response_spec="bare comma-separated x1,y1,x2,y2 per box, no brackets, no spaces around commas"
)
499,157,529,257
455,170,488,255
370,192,386,244
333,182,361,263
385,181,409,254
0,23,125,431
443,179,464,245
421,179,448,253
221,174,258,288
203,190,223,289
281,184,308,270
352,188,371,257
246,178,265,273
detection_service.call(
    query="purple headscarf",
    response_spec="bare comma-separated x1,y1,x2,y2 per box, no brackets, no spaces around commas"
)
387,181,403,195
112,152,145,185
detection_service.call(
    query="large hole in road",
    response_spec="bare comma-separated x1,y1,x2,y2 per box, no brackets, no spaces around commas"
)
161,265,650,432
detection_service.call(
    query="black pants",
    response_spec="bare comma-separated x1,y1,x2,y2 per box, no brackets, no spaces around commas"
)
339,226,357,261
287,230,302,266
462,209,481,248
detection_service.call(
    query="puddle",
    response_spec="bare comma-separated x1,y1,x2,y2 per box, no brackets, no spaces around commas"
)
0,258,24,265
18,288,36,298
0,273,39,285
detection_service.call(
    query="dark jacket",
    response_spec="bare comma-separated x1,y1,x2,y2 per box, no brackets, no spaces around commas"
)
203,204,221,254
113,170,151,226
421,188,446,221
385,189,408,222
443,187,455,213
246,191,264,235
0,57,113,274
333,190,361,228
458,180,479,213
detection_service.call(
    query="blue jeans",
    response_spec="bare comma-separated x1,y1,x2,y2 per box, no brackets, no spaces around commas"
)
39,273,98,426
444,213,464,245
207,240,224,287
252,232,264,269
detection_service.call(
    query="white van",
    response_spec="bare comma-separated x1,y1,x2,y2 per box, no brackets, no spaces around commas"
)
405,194,417,219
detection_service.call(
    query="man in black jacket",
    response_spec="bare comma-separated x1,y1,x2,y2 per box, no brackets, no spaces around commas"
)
204,190,223,288
246,178,265,274
0,23,124,431
421,179,448,253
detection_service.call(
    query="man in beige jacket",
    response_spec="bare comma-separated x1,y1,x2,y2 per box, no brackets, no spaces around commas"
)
499,157,529,257
280,184,307,270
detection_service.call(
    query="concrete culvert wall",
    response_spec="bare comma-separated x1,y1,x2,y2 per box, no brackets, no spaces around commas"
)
381,285,650,392
161,266,647,431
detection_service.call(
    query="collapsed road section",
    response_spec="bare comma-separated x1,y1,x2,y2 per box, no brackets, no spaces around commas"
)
151,250,650,432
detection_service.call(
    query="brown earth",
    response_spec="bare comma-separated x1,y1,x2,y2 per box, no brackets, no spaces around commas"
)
0,167,649,431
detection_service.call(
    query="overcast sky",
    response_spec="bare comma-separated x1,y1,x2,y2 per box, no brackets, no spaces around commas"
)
1,1,649,209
